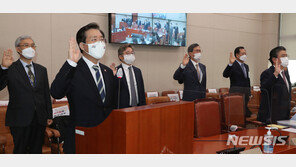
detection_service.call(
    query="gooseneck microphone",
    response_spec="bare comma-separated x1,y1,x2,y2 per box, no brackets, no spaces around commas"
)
116,68,123,109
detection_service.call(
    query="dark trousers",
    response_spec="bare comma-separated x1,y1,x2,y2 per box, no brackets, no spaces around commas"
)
229,86,252,117
63,125,76,154
9,112,45,154
10,124,45,154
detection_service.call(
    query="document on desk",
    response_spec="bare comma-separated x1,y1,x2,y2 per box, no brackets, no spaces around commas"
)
281,128,296,134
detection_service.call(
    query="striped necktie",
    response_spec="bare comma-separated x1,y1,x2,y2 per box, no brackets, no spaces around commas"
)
26,64,35,87
92,65,106,103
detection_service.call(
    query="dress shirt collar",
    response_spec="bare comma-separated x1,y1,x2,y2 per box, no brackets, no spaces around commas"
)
20,58,33,69
121,63,132,69
190,59,198,67
236,59,244,66
82,56,100,69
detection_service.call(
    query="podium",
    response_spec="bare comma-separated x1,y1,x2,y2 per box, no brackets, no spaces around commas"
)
75,101,194,154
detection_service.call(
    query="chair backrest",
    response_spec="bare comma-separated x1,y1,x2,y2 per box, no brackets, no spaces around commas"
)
161,90,175,96
219,88,229,94
292,87,296,102
53,97,68,104
206,93,220,99
0,106,10,135
0,105,14,153
146,96,170,105
145,91,159,98
194,99,221,138
248,90,261,108
221,93,245,128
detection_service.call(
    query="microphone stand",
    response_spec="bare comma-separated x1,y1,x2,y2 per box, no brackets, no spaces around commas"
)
117,78,121,109
116,68,123,109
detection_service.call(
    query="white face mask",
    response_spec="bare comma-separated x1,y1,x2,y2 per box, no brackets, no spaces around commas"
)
84,41,106,60
280,57,289,67
239,55,247,62
21,47,35,59
124,54,135,65
193,53,202,61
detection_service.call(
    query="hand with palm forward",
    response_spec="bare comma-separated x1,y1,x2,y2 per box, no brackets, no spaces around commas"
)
1,49,14,68
229,52,236,64
68,37,80,63
274,58,281,77
182,53,189,66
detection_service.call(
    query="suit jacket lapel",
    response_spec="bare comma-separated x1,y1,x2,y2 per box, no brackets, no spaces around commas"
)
188,60,198,82
270,66,290,94
285,70,292,93
282,70,291,93
234,61,245,77
133,67,142,93
32,62,41,88
278,74,290,94
244,64,249,78
15,59,34,90
79,59,100,99
199,63,205,83
99,63,110,102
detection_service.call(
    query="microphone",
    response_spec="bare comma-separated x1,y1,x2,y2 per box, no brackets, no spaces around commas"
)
117,68,123,79
230,125,238,132
116,68,123,109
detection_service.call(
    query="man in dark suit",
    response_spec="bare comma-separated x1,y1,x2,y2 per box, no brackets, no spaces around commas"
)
173,43,207,101
50,23,116,153
0,35,52,153
115,44,146,109
223,46,252,117
257,46,291,123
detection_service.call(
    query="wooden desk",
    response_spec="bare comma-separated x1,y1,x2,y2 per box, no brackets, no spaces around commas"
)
193,127,296,154
75,101,194,154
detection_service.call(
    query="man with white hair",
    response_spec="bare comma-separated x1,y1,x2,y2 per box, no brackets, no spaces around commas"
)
0,35,52,154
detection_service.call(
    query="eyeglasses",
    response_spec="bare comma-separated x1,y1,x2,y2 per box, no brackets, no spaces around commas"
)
18,44,37,48
87,37,106,43
124,51,135,55
193,49,201,53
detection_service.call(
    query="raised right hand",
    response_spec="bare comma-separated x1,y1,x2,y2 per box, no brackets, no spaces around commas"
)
1,49,14,68
274,58,281,77
229,52,236,64
110,63,117,76
182,53,189,66
68,37,80,63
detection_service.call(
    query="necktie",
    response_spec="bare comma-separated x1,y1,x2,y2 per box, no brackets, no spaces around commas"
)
282,71,289,91
26,64,35,87
196,64,201,83
92,65,106,103
128,66,137,106
241,63,247,78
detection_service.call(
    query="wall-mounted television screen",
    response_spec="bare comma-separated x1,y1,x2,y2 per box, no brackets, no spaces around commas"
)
109,13,187,47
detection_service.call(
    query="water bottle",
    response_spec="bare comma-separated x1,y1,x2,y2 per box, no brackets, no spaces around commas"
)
263,128,274,154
